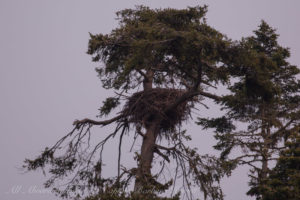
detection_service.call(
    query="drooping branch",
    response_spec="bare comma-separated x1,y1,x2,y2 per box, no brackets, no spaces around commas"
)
118,123,128,179
158,140,228,200
73,114,124,127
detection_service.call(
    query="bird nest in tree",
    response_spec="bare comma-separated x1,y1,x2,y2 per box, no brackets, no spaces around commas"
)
123,88,198,133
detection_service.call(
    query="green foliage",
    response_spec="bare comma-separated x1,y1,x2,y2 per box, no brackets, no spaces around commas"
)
87,5,231,93
259,132,300,200
197,20,300,199
99,97,120,116
197,117,235,134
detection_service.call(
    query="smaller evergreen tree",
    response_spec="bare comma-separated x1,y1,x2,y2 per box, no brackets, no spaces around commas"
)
262,131,300,200
197,21,300,199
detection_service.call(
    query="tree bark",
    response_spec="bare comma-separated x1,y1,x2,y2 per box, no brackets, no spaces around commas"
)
261,126,270,181
134,121,160,192
260,103,269,200
133,68,158,193
133,68,167,193
143,70,154,91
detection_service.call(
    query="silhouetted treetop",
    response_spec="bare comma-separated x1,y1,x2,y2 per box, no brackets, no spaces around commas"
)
87,6,231,92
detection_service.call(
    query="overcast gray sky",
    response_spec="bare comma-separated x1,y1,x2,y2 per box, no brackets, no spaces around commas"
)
1,1,300,200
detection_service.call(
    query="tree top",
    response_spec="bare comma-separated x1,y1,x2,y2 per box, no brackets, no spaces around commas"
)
87,5,231,92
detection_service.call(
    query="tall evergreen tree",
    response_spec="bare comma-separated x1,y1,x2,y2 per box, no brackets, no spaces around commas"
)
198,21,300,199
24,6,235,200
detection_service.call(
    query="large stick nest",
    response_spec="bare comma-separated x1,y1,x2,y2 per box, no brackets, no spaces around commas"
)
123,88,198,133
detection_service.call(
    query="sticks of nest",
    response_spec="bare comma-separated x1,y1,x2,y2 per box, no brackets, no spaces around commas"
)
122,88,198,133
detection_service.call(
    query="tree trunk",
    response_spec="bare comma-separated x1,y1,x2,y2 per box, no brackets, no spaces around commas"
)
260,103,269,200
134,122,159,192
261,125,270,181
143,70,154,91
133,68,158,193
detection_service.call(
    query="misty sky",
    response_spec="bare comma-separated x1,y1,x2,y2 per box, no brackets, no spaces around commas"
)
1,1,300,200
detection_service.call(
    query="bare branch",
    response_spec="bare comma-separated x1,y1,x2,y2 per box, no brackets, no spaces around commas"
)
154,147,170,163
197,90,222,101
118,125,127,179
155,144,177,151
73,114,124,127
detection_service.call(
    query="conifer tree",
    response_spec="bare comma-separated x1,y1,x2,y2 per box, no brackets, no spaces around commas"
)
198,21,300,199
24,6,235,200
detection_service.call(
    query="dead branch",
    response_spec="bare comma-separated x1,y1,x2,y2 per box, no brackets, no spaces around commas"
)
73,114,124,127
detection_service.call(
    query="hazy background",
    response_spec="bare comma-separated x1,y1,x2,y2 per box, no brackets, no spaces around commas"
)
1,1,299,200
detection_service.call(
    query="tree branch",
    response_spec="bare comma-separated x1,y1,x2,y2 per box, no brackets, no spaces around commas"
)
154,147,170,163
136,126,146,138
73,114,124,128
164,90,222,114
136,69,148,80
197,90,222,101
155,144,177,151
